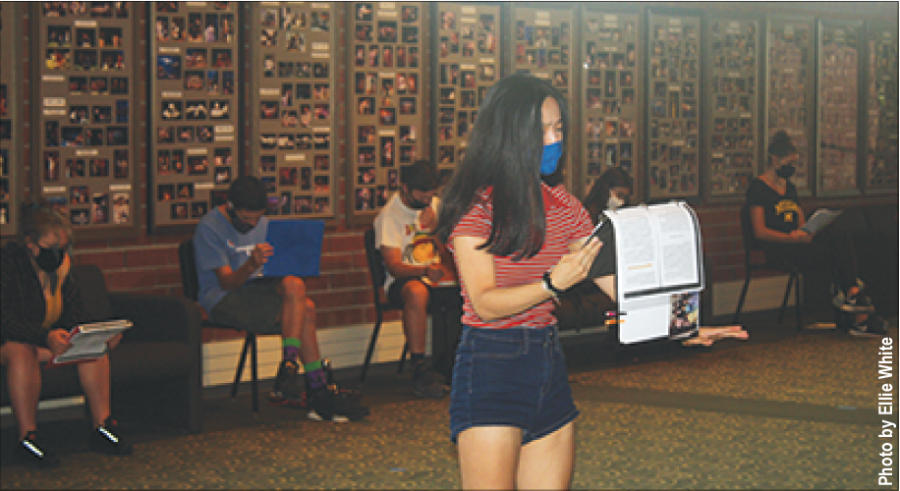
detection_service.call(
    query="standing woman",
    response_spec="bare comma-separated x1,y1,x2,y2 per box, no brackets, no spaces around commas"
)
435,73,614,489
1,204,132,468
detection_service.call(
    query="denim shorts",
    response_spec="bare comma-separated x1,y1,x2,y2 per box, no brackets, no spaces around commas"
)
449,325,579,445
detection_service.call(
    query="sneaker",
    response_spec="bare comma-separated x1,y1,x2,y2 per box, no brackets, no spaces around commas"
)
412,370,449,399
832,283,877,314
90,417,133,456
849,314,890,338
270,360,305,406
306,385,369,422
318,359,364,404
17,431,61,469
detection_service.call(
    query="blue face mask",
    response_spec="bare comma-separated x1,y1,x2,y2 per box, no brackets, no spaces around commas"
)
540,141,563,175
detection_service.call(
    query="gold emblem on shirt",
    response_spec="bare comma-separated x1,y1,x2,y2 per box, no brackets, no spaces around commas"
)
774,200,800,223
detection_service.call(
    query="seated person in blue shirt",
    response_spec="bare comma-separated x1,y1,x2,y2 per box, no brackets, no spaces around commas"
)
193,176,368,422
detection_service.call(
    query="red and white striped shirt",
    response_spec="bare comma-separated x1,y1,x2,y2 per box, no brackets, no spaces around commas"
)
448,183,594,329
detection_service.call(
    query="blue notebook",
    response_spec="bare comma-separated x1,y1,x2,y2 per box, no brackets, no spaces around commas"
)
262,219,324,277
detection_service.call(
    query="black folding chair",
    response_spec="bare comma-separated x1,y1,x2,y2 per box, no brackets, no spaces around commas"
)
178,239,260,413
732,204,804,332
359,229,408,382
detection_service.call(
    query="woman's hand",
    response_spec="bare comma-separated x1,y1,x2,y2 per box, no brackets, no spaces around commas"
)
549,237,603,291
46,329,72,357
789,229,813,243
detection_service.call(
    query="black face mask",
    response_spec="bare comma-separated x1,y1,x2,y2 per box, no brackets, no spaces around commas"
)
35,246,66,273
227,208,255,234
404,191,431,211
776,164,796,179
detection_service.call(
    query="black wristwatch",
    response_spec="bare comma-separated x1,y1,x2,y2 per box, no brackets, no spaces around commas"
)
542,271,563,299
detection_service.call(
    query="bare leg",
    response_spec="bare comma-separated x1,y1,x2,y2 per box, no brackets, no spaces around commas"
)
0,342,46,439
517,421,577,490
77,354,112,427
457,426,522,490
299,298,320,363
400,280,431,354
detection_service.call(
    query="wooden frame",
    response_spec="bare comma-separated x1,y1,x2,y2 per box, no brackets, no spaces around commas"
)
432,2,503,185
815,19,862,197
705,13,761,200
579,4,643,201
0,3,21,237
249,2,338,221
862,22,899,194
346,1,427,225
149,1,241,230
34,1,141,238
645,8,702,201
764,15,817,196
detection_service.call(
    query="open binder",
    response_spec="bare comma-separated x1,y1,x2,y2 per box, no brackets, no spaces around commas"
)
602,202,704,344
49,319,133,366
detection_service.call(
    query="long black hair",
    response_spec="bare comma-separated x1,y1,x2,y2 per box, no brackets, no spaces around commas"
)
583,167,633,220
435,73,569,260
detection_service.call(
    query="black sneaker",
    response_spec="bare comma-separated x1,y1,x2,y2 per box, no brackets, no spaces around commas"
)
90,417,133,456
832,284,876,314
269,359,304,406
849,314,890,338
318,359,364,404
17,431,61,469
306,385,369,422
412,369,449,399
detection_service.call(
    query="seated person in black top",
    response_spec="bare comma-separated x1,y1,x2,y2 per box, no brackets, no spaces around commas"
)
1,204,133,469
746,130,887,337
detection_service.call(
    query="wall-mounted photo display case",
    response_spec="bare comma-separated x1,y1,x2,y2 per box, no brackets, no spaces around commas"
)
705,15,760,199
151,1,240,229
434,2,501,185
250,2,337,220
816,20,861,197
764,16,816,195
646,9,702,201
864,24,898,193
509,4,573,188
1,3,20,236
348,1,425,222
580,6,642,200
36,1,139,237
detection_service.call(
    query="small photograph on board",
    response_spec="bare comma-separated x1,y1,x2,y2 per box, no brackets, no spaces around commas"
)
669,291,700,340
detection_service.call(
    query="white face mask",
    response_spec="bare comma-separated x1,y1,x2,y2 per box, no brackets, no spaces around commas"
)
607,193,625,211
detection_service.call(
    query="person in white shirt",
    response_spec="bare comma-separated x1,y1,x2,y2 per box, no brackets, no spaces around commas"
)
374,160,456,398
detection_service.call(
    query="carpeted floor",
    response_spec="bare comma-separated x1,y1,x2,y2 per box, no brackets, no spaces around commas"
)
1,311,896,490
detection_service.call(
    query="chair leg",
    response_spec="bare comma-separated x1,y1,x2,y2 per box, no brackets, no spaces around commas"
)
360,316,384,382
248,333,258,414
732,275,752,323
232,332,253,399
397,343,408,374
777,274,794,324
794,272,803,333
